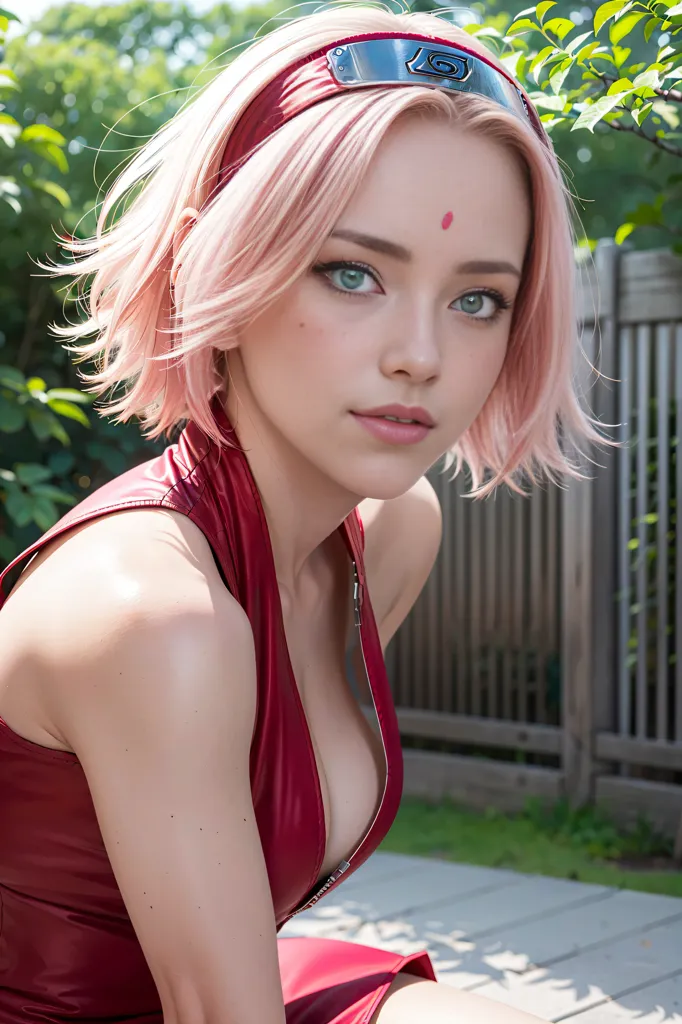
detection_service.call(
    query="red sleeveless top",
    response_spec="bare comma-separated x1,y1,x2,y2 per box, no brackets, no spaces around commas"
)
0,396,406,1022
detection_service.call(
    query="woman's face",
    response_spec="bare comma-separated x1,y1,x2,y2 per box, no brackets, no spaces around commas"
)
227,115,531,501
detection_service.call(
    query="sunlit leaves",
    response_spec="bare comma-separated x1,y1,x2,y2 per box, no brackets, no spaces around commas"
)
595,1,634,35
610,10,646,43
573,92,630,130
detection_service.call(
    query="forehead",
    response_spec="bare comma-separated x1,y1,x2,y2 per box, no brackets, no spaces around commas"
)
334,117,531,265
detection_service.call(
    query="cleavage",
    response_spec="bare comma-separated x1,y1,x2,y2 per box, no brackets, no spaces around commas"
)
278,536,384,881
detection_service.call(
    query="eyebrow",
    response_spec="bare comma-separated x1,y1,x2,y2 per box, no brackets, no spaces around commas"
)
329,229,522,279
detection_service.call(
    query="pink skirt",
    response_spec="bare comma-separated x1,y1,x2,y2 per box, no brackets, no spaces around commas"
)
278,937,436,1024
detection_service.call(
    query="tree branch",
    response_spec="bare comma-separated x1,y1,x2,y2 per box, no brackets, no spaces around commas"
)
602,116,682,158
596,70,682,104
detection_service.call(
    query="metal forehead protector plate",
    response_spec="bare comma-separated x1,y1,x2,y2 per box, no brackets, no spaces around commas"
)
327,38,531,125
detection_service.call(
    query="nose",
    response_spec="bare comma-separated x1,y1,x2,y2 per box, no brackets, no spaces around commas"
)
378,304,442,385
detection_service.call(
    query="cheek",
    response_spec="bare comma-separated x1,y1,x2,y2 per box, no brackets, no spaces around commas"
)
445,331,510,422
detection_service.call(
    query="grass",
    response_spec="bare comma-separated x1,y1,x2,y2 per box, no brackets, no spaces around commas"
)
380,797,682,898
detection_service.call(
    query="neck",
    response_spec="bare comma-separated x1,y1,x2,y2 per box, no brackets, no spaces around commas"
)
221,387,361,597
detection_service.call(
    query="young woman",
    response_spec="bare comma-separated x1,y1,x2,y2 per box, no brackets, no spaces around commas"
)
0,6,600,1022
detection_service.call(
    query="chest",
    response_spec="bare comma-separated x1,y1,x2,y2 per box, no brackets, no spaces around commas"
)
279,553,385,883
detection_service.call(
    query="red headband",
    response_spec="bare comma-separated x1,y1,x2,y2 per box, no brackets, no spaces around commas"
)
214,31,548,194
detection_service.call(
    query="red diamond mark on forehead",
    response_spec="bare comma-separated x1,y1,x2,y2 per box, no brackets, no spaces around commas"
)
441,211,453,230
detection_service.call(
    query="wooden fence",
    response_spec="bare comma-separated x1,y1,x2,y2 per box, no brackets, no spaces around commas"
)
386,242,682,839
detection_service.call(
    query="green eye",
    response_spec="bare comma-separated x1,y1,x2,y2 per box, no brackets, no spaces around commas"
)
333,268,368,291
453,291,507,321
459,294,485,315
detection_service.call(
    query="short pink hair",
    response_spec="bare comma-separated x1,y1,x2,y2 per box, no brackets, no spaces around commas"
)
45,6,603,495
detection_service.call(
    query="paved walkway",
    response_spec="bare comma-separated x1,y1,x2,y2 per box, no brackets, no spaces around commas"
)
280,852,682,1021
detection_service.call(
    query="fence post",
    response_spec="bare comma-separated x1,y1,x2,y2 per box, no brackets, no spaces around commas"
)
562,240,621,807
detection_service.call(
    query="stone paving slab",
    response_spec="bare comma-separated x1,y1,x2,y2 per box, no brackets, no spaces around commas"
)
468,915,682,1020
565,970,682,1022
281,853,682,1020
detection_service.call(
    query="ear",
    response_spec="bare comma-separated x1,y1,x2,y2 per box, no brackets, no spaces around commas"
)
171,207,199,288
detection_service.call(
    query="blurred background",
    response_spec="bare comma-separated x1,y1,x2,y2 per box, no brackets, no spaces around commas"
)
1,0,681,891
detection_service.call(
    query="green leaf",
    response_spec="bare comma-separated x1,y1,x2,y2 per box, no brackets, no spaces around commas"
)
530,91,566,110
644,16,662,41
0,7,22,22
607,76,634,93
572,92,627,130
0,395,25,432
615,222,636,244
19,124,67,147
23,141,69,174
537,0,558,20
30,484,77,506
15,463,53,486
30,494,59,532
595,0,633,35
531,45,560,81
612,45,632,69
576,41,601,64
666,0,682,13
566,30,593,54
5,489,34,528
45,388,91,405
0,366,25,390
0,66,18,90
507,18,541,34
500,50,526,77
26,407,70,446
610,9,646,42
543,16,576,39
633,67,662,90
631,100,654,124
0,118,20,147
46,398,90,427
549,57,573,93
32,179,71,208
47,451,76,475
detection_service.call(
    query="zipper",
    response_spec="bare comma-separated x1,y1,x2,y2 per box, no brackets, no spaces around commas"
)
287,559,389,918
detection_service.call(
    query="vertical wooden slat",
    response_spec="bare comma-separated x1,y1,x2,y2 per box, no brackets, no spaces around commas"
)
655,324,670,740
454,473,468,714
530,490,545,723
515,494,528,722
618,325,634,737
438,468,454,713
425,490,439,712
546,483,559,724
671,323,675,741
498,489,511,719
485,492,498,717
635,324,651,738
470,486,482,715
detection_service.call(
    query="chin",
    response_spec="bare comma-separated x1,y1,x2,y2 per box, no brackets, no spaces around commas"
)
333,461,430,503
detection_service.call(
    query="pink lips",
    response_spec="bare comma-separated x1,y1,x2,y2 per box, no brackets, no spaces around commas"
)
351,404,435,446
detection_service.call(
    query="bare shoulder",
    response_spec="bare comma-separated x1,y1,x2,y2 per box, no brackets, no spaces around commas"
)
358,476,442,649
0,508,250,745
0,510,289,1021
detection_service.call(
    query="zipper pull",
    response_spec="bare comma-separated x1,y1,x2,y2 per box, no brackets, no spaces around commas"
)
352,563,362,627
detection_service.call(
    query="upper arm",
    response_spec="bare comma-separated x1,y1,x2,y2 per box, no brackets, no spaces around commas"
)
359,476,442,650
42,518,287,1024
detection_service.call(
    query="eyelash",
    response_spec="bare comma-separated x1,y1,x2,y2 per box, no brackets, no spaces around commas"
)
311,260,513,324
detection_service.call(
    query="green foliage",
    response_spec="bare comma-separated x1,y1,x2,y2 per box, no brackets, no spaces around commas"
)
464,0,682,247
522,796,672,859
383,797,682,896
0,0,282,567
